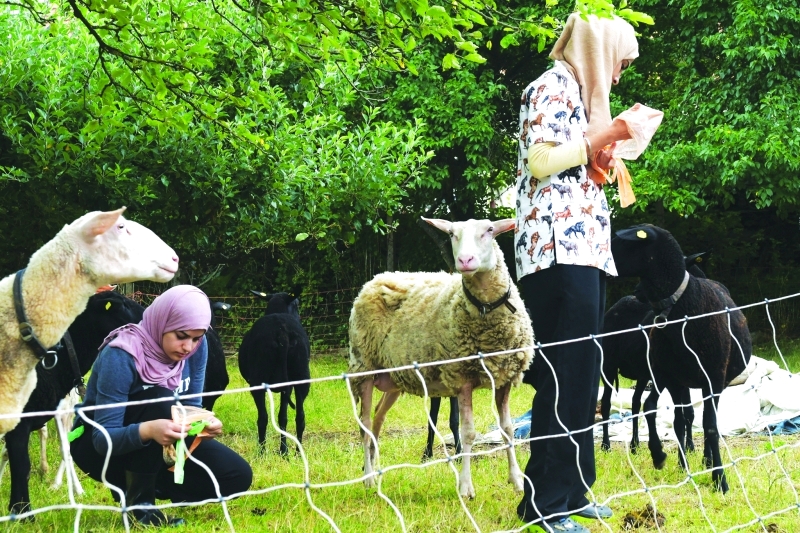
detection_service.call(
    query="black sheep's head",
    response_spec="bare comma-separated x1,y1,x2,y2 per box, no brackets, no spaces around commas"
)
210,300,232,328
611,224,685,280
71,290,145,373
685,251,709,279
251,289,301,316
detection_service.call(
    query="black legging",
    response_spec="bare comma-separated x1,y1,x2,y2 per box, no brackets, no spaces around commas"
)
71,387,252,503
516,264,605,522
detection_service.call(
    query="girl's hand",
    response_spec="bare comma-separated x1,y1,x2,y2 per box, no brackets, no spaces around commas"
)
594,142,617,170
140,419,192,446
203,417,223,438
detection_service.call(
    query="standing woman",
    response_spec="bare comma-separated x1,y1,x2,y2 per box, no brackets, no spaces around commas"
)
514,13,639,533
71,285,252,527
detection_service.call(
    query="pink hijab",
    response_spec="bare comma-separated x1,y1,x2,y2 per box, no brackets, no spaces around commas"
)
101,285,211,389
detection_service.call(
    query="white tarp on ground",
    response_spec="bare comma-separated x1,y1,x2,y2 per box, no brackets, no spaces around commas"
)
444,356,800,446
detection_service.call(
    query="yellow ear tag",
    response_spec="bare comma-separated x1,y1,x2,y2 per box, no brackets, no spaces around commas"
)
697,257,703,262
636,230,647,239
260,292,267,297
105,302,112,310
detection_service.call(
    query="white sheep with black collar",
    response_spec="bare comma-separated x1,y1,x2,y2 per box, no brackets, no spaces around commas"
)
348,217,534,499
0,208,178,438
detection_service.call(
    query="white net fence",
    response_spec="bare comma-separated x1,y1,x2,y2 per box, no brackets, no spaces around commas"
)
1,293,799,532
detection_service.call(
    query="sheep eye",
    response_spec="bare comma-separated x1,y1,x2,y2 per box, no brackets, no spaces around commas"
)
117,223,125,230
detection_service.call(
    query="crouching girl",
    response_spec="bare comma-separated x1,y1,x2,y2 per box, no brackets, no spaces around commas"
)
71,285,252,527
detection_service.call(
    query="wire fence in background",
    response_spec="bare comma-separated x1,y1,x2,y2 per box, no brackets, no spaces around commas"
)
124,283,358,357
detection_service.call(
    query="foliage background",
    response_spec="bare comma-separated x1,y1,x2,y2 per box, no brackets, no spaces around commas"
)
1,0,799,339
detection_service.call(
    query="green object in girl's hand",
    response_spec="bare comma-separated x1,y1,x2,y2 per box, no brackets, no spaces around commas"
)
67,425,84,443
173,420,210,484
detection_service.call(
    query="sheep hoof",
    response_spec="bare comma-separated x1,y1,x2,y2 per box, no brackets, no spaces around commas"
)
713,475,729,494
652,453,667,470
10,502,34,522
364,477,376,489
459,480,476,500
600,441,611,452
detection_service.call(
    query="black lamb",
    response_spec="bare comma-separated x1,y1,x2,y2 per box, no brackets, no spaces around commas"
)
3,290,143,517
238,291,311,455
201,301,232,411
600,252,709,453
611,225,751,493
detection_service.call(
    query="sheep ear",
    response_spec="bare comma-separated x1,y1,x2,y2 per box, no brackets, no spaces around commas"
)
685,251,706,267
422,217,452,234
78,207,127,242
492,219,516,236
615,226,657,242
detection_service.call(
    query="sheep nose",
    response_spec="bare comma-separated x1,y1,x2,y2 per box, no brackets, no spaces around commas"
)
172,256,179,264
458,256,476,269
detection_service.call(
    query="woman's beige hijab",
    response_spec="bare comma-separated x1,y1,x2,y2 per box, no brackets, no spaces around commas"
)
550,13,638,136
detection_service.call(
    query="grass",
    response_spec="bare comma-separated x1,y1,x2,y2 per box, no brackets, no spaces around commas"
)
2,341,799,532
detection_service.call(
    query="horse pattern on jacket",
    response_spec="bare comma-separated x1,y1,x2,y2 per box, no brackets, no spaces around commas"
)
514,61,616,279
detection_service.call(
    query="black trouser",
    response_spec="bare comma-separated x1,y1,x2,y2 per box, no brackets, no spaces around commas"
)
71,387,252,503
516,264,605,522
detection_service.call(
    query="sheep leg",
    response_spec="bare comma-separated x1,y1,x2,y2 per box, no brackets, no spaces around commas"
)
643,388,667,469
38,427,49,476
680,388,695,453
600,381,613,452
373,390,401,442
359,378,377,488
669,386,689,472
0,443,7,485
448,397,462,455
294,384,310,454
422,397,442,461
250,389,269,449
278,390,290,457
630,379,648,453
702,389,728,493
495,383,524,492
5,425,34,518
457,383,476,499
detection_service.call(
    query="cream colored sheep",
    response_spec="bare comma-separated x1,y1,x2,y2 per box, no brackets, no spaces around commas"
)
0,208,177,438
348,217,535,499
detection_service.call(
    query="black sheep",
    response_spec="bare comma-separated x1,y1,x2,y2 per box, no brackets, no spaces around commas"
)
422,397,462,461
239,291,310,455
3,290,143,517
611,225,751,493
201,301,232,411
600,253,709,453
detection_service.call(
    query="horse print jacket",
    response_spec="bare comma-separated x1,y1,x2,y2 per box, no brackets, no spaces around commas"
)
514,61,616,280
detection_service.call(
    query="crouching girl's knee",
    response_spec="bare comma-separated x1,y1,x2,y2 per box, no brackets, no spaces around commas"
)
219,453,253,498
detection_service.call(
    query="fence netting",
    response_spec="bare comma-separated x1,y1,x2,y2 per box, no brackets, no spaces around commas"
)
0,291,799,532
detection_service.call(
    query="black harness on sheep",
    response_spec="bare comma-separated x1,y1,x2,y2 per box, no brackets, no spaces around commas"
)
13,268,59,369
462,280,517,318
649,271,690,327
60,331,87,396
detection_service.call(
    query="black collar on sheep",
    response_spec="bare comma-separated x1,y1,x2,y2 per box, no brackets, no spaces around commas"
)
12,269,59,369
461,280,517,318
650,270,690,324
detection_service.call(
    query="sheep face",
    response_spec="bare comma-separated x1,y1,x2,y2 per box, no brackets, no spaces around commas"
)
422,218,515,277
610,224,684,279
71,208,178,285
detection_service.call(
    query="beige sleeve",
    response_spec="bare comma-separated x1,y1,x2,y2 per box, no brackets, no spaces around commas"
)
526,140,589,180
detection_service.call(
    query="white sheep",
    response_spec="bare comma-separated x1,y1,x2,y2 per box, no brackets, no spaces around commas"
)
348,217,535,499
0,207,178,438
